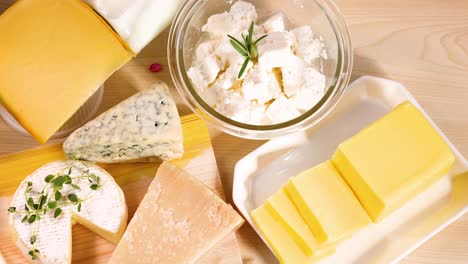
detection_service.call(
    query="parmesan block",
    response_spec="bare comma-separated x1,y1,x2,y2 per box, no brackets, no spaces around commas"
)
84,0,184,53
0,0,132,143
110,162,244,264
9,161,127,264
63,81,183,163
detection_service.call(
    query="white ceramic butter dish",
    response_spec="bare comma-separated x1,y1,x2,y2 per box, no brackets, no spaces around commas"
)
233,76,468,264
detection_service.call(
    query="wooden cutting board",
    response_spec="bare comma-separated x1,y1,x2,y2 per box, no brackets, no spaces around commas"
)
0,114,243,264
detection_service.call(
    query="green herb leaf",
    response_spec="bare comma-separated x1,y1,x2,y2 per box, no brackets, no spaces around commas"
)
227,22,268,78
48,201,57,209
27,181,32,187
68,167,72,175
33,203,39,210
63,175,72,185
90,174,98,182
22,215,28,223
8,207,16,213
229,39,248,57
54,208,62,218
30,235,36,244
251,44,258,59
28,214,36,224
27,197,35,208
90,184,99,191
39,194,47,209
247,21,254,47
45,175,55,183
55,191,62,201
71,184,81,190
53,176,65,188
68,193,78,203
238,58,250,79
77,203,82,212
36,213,41,221
253,34,268,46
227,35,248,51
25,204,29,211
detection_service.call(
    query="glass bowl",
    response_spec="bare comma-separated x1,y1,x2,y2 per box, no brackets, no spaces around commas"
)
168,0,352,140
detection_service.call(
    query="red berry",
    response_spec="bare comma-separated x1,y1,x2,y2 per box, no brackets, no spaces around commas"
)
149,63,162,73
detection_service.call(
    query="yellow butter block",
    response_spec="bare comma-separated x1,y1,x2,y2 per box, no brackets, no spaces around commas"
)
332,101,455,222
266,189,334,258
286,161,371,244
0,0,132,143
252,205,333,264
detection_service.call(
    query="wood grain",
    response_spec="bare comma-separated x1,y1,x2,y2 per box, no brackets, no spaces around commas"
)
0,0,467,263
0,115,242,264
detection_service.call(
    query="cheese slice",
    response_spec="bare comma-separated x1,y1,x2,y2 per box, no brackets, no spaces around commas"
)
286,161,371,244
266,189,334,258
84,0,184,53
332,101,455,222
0,0,132,143
251,205,319,264
110,162,244,264
63,81,183,163
9,161,127,263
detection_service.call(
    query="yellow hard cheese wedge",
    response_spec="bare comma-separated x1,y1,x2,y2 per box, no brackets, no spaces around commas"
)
266,189,334,258
252,205,332,264
0,0,132,143
332,101,455,222
286,161,371,244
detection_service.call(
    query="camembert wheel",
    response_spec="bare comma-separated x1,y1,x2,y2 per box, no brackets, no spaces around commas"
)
8,161,127,263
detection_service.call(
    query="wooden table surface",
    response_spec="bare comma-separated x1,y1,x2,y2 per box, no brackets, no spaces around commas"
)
0,0,467,263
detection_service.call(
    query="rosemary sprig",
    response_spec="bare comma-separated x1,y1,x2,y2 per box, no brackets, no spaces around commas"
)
7,161,104,260
228,21,268,78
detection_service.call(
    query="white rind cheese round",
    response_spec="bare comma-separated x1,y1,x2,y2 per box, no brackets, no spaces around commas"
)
9,161,127,264
63,81,183,163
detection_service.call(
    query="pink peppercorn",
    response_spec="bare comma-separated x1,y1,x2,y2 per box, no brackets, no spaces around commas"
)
149,63,162,73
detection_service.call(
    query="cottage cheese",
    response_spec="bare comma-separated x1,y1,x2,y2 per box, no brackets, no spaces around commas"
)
188,1,328,125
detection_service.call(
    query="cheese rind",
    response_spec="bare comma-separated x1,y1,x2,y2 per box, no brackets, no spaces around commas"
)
265,189,334,258
63,81,183,163
9,161,127,264
286,161,371,244
0,0,132,143
332,101,455,222
110,162,244,264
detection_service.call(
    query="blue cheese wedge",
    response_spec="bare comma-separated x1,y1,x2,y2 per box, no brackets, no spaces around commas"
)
63,81,183,163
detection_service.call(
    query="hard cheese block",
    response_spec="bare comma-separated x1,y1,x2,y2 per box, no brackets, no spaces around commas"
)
9,161,127,263
110,162,244,264
286,161,371,244
332,101,455,222
266,189,334,258
84,0,184,53
0,0,132,143
63,81,183,163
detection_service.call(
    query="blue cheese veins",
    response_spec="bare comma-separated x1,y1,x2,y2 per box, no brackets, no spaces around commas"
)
63,81,183,163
